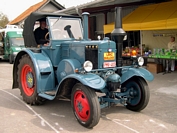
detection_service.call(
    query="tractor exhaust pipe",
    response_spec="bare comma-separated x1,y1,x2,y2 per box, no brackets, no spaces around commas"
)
111,7,126,75
82,12,90,40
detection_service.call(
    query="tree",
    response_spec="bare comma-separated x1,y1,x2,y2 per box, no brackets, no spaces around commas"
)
0,12,9,28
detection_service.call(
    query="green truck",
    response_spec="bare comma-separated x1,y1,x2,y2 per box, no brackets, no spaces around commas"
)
0,25,25,63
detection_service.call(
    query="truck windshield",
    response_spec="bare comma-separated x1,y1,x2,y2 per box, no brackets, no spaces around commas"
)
10,38,24,46
49,17,83,40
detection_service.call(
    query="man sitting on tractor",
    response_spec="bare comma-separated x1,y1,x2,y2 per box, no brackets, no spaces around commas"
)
34,18,49,47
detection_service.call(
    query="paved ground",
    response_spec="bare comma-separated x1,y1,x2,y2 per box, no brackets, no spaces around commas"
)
0,60,177,133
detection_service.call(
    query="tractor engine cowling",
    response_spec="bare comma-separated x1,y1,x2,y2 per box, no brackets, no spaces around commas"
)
106,73,121,91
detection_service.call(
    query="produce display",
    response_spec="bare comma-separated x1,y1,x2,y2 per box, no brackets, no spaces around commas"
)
122,47,140,57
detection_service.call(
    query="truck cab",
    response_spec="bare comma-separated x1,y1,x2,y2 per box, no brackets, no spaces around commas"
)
0,25,24,63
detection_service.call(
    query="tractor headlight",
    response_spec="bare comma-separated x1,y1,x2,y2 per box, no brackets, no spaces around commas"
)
138,57,144,66
83,61,93,72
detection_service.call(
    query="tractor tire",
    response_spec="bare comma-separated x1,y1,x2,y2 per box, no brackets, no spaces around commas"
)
17,54,45,105
71,83,100,128
122,77,150,112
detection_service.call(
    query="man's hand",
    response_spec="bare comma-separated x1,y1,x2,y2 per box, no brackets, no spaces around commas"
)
43,42,49,46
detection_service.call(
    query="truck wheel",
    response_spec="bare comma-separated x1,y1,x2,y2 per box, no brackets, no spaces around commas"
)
71,83,100,128
17,54,45,105
9,55,13,64
122,77,150,112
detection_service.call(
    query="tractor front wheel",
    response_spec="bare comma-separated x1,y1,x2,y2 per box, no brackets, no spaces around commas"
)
122,77,150,111
71,83,100,128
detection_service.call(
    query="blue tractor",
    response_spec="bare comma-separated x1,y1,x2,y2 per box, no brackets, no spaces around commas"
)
12,7,154,128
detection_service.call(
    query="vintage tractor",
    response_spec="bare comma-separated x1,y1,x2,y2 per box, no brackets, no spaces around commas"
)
12,7,154,128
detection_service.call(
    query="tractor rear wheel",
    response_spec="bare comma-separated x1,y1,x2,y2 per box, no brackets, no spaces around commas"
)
17,54,45,105
71,83,100,128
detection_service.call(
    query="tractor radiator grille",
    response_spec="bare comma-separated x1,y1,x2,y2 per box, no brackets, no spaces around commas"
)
85,47,98,69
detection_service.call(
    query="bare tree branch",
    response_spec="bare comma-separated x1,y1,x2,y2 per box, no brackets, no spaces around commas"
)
0,12,9,28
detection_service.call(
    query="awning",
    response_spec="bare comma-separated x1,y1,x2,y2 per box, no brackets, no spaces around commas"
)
104,1,177,34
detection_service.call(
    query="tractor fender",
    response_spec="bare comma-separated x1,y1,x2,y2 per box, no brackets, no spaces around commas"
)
121,67,154,84
57,59,82,83
57,59,106,90
59,73,106,90
12,49,55,93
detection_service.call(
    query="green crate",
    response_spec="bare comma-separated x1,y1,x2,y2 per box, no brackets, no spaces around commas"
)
160,55,171,59
151,55,158,58
170,56,176,59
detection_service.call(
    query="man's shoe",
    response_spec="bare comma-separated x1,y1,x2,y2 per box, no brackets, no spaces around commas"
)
163,71,168,75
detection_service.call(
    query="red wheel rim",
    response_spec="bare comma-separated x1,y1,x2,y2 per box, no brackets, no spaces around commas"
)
74,90,90,121
21,65,34,96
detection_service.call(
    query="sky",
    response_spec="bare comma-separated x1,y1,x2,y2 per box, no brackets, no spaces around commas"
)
0,0,93,21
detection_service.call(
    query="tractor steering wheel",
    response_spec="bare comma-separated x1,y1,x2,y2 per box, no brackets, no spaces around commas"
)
45,32,49,41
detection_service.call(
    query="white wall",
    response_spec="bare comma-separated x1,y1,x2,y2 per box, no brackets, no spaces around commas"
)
142,29,177,50
122,6,138,18
39,3,60,12
95,14,105,34
107,12,114,24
